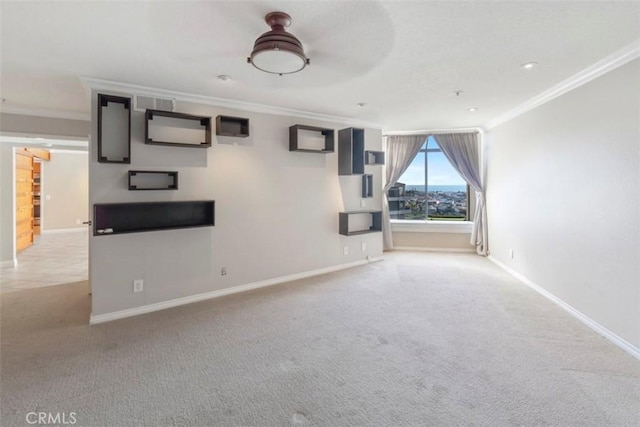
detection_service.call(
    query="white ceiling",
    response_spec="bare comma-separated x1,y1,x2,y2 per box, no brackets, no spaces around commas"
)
1,1,639,131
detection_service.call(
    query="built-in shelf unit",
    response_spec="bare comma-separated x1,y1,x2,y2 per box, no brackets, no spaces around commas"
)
94,200,214,236
338,210,382,236
289,124,335,153
362,174,373,198
128,171,178,191
338,128,365,175
97,93,131,163
365,150,385,165
145,110,212,148
216,115,250,137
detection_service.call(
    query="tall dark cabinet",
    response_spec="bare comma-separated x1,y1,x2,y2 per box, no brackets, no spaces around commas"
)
338,128,365,175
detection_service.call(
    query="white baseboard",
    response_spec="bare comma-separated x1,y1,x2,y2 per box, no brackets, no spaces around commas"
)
366,255,384,263
42,228,87,234
90,258,379,324
1,259,17,268
393,246,475,253
488,255,640,360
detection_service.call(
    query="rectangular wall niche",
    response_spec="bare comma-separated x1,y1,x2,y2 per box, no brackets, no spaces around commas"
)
128,171,178,190
94,200,215,236
97,94,131,164
145,110,212,148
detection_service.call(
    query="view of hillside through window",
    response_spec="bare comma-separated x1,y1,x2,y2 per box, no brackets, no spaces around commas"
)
388,136,468,221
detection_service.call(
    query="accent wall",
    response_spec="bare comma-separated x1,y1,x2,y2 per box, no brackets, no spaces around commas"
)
89,91,384,319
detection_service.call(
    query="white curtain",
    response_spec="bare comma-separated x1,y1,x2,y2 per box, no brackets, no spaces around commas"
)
433,133,488,255
382,135,429,250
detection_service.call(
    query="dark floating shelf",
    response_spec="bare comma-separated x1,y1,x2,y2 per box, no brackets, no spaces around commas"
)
94,200,215,236
97,93,131,164
339,210,382,236
289,124,334,153
128,170,178,191
365,150,385,165
292,148,334,153
145,109,212,148
362,174,373,198
216,115,250,137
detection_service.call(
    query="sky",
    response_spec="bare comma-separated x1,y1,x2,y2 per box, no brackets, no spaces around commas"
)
398,137,466,186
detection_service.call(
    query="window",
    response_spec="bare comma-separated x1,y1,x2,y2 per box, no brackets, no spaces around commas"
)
389,136,468,221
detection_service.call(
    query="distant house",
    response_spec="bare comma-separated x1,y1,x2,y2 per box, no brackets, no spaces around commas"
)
387,182,411,219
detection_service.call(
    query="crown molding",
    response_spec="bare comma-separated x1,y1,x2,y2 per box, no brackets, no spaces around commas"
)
0,104,90,122
383,127,484,136
485,39,640,130
79,77,383,129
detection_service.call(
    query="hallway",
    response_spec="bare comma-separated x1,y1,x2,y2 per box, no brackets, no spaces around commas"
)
0,230,87,292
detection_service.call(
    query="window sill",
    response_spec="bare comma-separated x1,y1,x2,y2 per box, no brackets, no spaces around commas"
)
391,219,473,234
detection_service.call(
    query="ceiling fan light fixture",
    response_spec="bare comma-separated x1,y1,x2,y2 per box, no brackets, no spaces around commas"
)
247,11,310,75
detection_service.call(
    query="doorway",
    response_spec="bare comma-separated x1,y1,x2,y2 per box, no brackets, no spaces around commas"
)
1,142,89,293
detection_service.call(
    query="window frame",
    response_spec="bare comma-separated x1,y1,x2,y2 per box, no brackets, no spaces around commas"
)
393,138,470,223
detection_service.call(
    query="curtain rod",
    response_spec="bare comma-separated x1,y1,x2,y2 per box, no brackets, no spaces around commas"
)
382,128,482,137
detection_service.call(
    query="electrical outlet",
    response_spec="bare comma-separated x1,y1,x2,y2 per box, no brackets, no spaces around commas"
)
221,267,227,276
133,279,144,293
509,248,514,260
360,199,366,208
75,219,82,225
343,246,349,256
361,242,367,252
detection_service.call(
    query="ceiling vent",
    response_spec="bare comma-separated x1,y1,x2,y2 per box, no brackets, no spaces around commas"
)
133,94,175,112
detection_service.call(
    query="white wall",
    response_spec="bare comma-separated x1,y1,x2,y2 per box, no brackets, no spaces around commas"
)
90,92,383,317
0,143,16,265
393,231,474,250
0,113,89,138
42,151,88,230
486,59,640,348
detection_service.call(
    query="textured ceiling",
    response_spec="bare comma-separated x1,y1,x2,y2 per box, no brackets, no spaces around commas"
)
1,1,639,131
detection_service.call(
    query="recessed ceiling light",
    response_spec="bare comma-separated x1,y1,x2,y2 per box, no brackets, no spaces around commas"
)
356,102,367,107
467,107,478,112
217,74,232,82
520,62,538,70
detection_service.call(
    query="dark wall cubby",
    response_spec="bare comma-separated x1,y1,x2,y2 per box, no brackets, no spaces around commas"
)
289,125,334,153
94,200,214,236
362,174,373,198
128,171,178,191
338,128,365,175
145,110,211,148
97,94,131,164
216,115,249,137
339,210,382,236
365,150,385,165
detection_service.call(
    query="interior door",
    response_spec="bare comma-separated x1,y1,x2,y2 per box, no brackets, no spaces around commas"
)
15,150,34,252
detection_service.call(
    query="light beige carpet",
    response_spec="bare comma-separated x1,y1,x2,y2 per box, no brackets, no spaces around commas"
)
1,252,638,426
